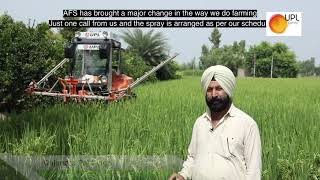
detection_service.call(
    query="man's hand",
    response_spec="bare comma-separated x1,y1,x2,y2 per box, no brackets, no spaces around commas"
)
168,173,185,180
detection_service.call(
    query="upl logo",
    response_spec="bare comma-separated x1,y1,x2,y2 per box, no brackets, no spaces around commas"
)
266,12,302,36
285,13,300,22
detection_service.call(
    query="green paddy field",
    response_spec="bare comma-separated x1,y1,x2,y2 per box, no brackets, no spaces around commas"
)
1,76,319,179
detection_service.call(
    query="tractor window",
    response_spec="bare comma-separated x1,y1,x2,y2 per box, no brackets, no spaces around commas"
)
73,46,106,78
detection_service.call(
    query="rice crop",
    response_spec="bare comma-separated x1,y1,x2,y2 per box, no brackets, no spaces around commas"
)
0,76,319,179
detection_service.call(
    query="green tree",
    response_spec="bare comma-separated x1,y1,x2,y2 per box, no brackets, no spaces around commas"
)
199,28,246,75
121,51,157,81
0,14,65,112
201,44,209,55
199,44,209,69
298,57,316,76
121,29,178,80
209,28,221,49
199,41,246,75
315,66,320,76
121,29,168,65
246,41,298,77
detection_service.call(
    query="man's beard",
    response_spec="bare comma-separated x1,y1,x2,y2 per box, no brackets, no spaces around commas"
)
206,95,231,112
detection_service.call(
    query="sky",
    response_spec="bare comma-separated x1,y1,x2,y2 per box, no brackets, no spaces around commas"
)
1,0,319,65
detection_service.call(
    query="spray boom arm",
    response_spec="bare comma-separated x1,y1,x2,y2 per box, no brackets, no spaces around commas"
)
129,53,179,90
36,58,70,87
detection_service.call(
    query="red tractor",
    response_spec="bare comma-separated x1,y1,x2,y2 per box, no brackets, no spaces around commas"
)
26,31,178,102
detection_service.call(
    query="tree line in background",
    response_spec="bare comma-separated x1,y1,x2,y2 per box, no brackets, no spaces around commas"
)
297,57,320,77
181,28,319,78
0,14,179,112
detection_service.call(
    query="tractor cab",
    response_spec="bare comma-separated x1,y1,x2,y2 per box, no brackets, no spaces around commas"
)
64,31,129,94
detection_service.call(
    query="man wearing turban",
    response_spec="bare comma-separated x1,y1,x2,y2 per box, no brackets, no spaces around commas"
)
169,65,261,180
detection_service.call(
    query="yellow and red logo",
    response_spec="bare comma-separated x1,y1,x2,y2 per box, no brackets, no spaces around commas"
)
269,14,288,34
266,12,302,36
